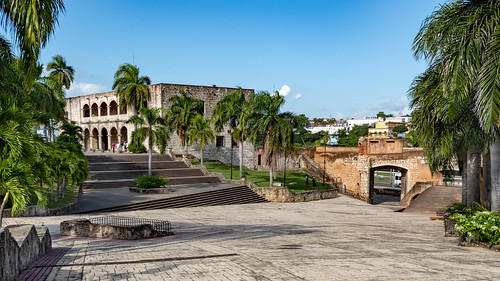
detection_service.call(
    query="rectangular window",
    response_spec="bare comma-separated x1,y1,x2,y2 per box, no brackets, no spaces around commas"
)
216,136,224,147
231,137,238,147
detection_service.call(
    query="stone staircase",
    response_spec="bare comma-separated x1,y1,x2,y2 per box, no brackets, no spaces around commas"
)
76,185,269,214
83,153,221,189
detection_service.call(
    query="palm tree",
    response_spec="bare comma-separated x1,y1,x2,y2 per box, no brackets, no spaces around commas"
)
0,0,66,82
112,63,151,117
187,115,215,166
412,0,500,209
46,54,74,91
248,91,294,187
166,89,203,156
212,88,252,178
127,107,171,175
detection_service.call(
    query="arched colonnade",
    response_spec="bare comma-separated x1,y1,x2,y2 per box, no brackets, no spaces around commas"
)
83,126,129,152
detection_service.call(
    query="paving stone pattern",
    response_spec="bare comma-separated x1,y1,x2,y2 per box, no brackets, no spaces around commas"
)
4,196,500,280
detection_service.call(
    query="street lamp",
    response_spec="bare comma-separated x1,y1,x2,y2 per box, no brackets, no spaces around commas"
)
228,130,233,180
321,139,326,186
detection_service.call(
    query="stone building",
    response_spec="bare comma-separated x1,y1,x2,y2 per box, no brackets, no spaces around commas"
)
65,83,256,169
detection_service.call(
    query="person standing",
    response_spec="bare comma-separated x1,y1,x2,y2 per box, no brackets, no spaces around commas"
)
111,142,115,153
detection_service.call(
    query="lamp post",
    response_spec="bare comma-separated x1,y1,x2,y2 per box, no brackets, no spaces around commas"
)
321,139,326,186
228,130,233,179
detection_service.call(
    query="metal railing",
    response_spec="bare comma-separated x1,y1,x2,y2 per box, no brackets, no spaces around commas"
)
89,216,171,233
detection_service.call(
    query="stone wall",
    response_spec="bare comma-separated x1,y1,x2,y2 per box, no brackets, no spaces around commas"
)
0,225,51,281
2,184,82,217
308,142,440,204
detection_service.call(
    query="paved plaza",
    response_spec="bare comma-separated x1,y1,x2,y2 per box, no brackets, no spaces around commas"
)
4,195,500,280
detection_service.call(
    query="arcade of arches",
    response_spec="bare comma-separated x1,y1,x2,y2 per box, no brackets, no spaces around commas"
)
83,126,128,151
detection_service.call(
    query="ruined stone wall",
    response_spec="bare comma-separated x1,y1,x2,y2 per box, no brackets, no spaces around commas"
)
65,83,256,169
310,146,439,202
0,225,51,281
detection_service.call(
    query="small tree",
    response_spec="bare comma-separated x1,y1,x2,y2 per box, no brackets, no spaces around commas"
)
187,115,215,166
392,125,408,134
127,107,171,175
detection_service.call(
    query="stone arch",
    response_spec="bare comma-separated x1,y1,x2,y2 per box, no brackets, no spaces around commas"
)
92,128,99,150
109,101,118,115
101,127,109,151
368,165,408,204
91,103,99,117
100,102,108,116
83,104,90,118
120,126,128,142
83,128,90,151
110,127,118,145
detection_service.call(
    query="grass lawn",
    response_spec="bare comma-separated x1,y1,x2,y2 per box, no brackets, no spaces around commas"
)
192,160,333,193
46,187,76,209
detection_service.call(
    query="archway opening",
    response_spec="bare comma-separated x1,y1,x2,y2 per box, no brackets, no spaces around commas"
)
83,128,90,151
101,128,109,151
369,165,407,205
120,126,128,143
110,127,118,145
92,128,99,150
100,102,108,116
91,103,99,117
83,104,90,118
109,101,118,115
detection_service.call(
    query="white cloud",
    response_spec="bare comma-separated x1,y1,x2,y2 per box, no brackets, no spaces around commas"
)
368,97,409,115
278,85,291,97
66,82,108,97
294,93,302,99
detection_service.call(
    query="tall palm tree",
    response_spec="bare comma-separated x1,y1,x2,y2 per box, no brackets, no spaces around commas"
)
127,107,171,176
212,88,252,178
0,0,65,82
412,0,500,209
112,63,151,117
187,114,215,166
46,54,74,91
249,91,294,187
166,89,203,156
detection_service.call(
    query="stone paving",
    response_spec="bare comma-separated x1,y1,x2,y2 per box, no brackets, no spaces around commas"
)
4,195,500,280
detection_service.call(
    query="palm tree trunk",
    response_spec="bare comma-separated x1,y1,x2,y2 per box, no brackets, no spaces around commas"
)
239,141,243,179
61,176,66,199
0,192,9,227
462,160,467,205
467,146,481,207
482,151,491,210
201,149,204,166
269,167,273,187
491,139,500,211
148,138,153,176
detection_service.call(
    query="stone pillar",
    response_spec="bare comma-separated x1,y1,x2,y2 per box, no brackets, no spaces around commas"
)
107,134,112,152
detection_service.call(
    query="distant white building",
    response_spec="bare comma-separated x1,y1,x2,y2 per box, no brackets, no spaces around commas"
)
305,116,412,135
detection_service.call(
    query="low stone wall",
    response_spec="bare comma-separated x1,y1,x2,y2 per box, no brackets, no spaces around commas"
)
247,182,337,203
0,225,52,281
2,185,82,218
187,161,337,203
129,187,173,194
60,219,171,240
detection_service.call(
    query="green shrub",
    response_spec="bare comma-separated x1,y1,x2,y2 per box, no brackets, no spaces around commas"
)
451,211,500,245
128,141,147,153
445,202,486,217
135,176,169,189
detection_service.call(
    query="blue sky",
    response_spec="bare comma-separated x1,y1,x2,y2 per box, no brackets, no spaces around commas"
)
36,0,443,119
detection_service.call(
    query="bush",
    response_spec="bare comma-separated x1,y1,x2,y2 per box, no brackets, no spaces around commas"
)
135,176,169,189
452,211,500,245
128,141,147,153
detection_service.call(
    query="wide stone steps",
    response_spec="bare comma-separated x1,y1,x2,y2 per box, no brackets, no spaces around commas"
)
76,185,269,214
84,153,221,188
89,161,188,171
87,168,206,181
86,154,174,163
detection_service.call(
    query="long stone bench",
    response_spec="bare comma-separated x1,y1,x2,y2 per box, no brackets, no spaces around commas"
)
0,225,51,281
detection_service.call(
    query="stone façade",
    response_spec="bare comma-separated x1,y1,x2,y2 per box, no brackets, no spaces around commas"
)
65,83,256,169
